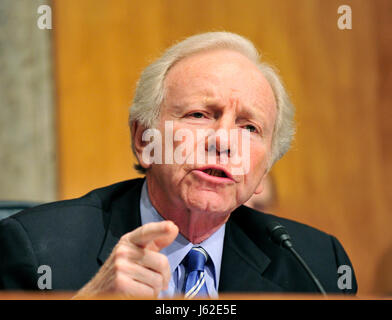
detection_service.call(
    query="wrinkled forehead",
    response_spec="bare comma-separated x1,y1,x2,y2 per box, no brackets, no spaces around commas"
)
163,49,277,113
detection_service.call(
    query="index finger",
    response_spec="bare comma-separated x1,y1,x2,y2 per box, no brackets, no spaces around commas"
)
126,221,178,251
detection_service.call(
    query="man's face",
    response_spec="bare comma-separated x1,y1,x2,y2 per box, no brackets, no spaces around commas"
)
140,49,277,217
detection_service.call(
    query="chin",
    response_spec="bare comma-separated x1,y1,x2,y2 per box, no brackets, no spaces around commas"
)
186,196,233,215
181,183,236,213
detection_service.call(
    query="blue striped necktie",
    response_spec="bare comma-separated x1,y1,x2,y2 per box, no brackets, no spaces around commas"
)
183,246,209,299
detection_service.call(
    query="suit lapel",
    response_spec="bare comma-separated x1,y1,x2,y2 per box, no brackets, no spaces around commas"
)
97,179,144,265
219,209,286,293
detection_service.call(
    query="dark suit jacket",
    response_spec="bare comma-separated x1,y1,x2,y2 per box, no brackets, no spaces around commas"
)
0,178,357,294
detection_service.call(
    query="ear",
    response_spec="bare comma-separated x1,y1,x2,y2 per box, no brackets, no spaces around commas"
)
131,121,151,170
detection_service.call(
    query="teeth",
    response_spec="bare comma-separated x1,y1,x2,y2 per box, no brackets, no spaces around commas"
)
213,170,222,177
204,169,226,177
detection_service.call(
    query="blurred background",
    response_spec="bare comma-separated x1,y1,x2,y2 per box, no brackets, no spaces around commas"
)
0,0,391,295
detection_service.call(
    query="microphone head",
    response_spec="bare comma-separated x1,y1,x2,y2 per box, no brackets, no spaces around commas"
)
266,221,292,247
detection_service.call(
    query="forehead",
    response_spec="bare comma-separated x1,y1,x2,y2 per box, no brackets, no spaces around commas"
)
163,49,277,112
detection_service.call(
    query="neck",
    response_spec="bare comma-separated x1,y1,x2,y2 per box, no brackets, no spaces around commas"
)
146,177,230,244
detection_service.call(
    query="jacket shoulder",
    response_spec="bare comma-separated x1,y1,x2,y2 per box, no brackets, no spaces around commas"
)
0,178,144,290
232,206,358,293
234,205,332,241
8,178,145,224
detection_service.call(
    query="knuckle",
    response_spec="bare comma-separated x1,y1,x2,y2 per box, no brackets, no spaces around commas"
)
114,245,129,258
113,259,123,271
113,258,126,272
114,243,142,262
113,273,127,291
157,254,169,271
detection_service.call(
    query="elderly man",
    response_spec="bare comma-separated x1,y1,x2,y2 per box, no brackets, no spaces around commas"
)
0,32,357,297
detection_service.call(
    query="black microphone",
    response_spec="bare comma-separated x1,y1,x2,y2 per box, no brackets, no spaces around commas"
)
266,221,327,296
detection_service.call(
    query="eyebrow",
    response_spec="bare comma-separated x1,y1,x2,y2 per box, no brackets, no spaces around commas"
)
170,96,271,129
236,107,260,122
204,99,267,125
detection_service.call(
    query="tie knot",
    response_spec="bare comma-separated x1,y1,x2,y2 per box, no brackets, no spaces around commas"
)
185,247,208,272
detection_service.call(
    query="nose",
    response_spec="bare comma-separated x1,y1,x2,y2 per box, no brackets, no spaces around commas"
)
205,116,236,158
206,134,231,157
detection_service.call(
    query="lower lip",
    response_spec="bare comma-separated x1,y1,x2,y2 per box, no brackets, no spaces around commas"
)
193,170,235,184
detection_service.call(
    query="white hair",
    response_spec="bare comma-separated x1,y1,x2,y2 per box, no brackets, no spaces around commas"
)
129,31,295,172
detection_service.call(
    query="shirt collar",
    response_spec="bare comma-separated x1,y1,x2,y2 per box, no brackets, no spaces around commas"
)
139,180,225,287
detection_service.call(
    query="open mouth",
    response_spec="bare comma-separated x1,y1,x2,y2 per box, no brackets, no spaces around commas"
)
201,168,228,178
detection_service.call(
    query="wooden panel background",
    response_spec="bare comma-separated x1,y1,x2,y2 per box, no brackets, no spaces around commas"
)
53,0,392,295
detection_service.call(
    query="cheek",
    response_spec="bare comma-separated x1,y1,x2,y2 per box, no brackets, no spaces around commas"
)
245,143,270,184
172,125,201,163
250,147,268,168
245,136,269,166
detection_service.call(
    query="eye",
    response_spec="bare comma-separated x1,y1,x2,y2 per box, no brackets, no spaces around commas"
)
188,112,205,119
243,124,258,133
